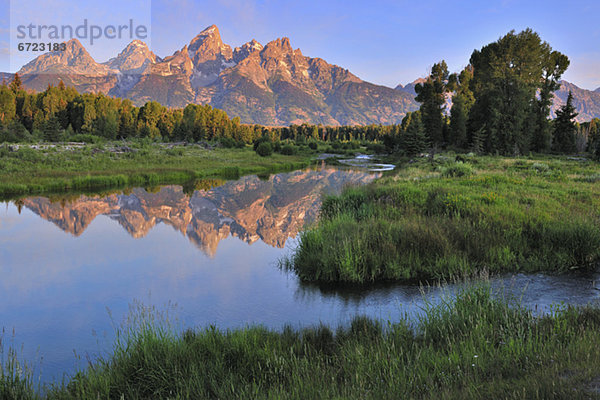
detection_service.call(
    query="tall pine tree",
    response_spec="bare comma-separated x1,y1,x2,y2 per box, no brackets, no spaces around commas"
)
415,61,450,149
552,91,578,153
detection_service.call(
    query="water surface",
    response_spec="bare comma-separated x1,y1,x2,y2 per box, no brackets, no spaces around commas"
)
0,165,599,383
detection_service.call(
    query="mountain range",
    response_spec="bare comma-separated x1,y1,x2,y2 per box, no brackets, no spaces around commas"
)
6,25,600,125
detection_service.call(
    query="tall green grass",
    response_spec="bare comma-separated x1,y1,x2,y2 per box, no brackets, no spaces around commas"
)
287,156,600,283
4,285,600,399
0,144,312,199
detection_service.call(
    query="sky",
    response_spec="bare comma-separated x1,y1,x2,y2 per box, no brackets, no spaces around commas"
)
1,0,599,90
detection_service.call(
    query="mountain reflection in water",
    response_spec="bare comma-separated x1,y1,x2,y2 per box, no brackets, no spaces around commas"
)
21,167,379,257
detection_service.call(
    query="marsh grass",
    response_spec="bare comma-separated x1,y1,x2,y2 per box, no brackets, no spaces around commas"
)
287,155,600,283
0,330,38,400
4,285,600,399
0,144,312,199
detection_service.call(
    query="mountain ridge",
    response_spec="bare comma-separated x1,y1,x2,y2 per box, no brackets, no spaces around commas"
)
7,25,600,124
13,25,419,126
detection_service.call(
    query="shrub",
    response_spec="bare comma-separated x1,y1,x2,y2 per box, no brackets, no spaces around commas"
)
220,137,236,148
308,142,318,150
581,173,600,183
0,121,32,143
256,142,273,157
253,136,272,151
68,134,104,144
439,162,473,178
366,143,386,153
531,162,550,173
165,148,184,156
280,144,296,155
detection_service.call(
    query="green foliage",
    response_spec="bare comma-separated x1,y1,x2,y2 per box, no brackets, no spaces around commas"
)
288,155,600,283
0,84,16,123
468,29,569,155
256,142,273,157
401,113,428,156
0,120,32,143
42,116,63,142
439,162,473,178
220,137,237,148
0,145,311,199
552,91,578,153
415,61,450,147
280,144,296,155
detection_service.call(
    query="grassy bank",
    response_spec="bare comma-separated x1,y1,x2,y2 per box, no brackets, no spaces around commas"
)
286,154,600,283
3,285,600,399
0,142,315,200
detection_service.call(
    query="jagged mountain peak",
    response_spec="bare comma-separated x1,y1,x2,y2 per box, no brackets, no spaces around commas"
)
188,24,232,62
18,38,111,76
13,26,421,125
263,37,294,55
241,39,263,52
105,40,158,74
200,24,220,36
190,25,222,47
233,39,264,63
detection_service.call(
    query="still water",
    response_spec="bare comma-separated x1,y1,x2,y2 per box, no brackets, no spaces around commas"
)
1,165,599,383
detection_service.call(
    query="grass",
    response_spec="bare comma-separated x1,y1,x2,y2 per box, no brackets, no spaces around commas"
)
286,154,600,283
0,142,314,200
3,284,600,399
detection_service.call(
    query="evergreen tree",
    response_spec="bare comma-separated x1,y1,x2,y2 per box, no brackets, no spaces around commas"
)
470,127,485,155
0,84,16,123
449,94,467,148
448,66,474,149
586,118,599,153
552,91,578,153
9,73,23,94
415,61,450,148
401,113,427,156
43,116,63,142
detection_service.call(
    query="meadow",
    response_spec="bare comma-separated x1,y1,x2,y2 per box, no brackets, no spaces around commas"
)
0,140,315,199
286,154,600,283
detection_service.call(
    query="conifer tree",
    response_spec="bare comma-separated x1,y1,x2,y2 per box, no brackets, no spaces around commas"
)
552,91,578,153
415,61,450,148
401,114,427,156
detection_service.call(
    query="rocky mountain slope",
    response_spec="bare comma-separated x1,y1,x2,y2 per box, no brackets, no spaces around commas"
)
551,80,600,122
14,25,418,125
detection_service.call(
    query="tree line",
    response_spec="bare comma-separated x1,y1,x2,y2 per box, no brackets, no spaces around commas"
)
0,74,401,145
391,29,600,157
0,29,598,158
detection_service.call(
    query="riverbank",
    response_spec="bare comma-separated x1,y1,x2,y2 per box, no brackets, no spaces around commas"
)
2,285,600,399
0,141,316,200
286,154,600,283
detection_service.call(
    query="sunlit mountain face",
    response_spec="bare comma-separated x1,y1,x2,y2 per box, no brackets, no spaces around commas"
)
13,25,419,126
20,168,379,257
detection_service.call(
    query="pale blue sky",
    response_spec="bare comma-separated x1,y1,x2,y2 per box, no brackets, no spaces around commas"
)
1,0,599,89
